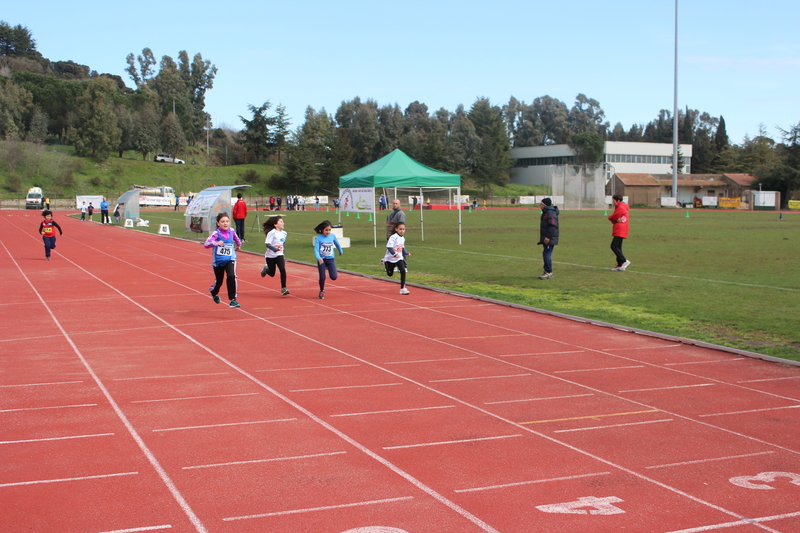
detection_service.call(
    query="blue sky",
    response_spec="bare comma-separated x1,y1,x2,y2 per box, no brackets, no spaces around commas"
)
7,0,799,145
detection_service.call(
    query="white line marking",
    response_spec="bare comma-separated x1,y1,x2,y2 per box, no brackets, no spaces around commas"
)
485,394,594,405
664,510,800,532
664,359,746,366
429,373,531,383
96,526,172,533
738,376,800,383
383,434,523,450
1,432,114,445
0,403,97,413
454,471,612,493
183,451,348,470
113,372,230,381
153,418,297,432
0,380,83,388
222,496,414,520
330,405,457,417
256,364,360,372
645,451,776,469
131,392,259,403
0,471,138,488
698,405,800,417
499,350,585,357
553,419,674,433
619,383,715,393
289,382,404,392
384,356,479,364
553,365,645,374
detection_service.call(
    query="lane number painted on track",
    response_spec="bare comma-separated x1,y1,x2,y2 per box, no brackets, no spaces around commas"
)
729,471,800,490
536,496,625,515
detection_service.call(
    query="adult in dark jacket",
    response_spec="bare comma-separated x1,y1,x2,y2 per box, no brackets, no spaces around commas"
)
538,198,559,279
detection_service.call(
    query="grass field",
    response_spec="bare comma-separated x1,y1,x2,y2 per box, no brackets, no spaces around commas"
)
103,205,800,362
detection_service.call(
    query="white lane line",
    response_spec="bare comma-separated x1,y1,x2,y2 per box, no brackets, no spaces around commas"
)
256,364,360,372
619,383,715,393
330,405,457,417
645,451,776,470
384,357,480,365
97,526,172,532
664,359,746,366
0,403,97,413
113,372,230,381
0,471,138,488
131,393,259,403
454,471,612,493
429,373,530,383
222,496,414,521
499,350,585,357
553,365,645,374
553,419,674,433
289,382,404,392
0,380,83,388
153,418,297,433
183,451,348,470
485,394,594,405
698,405,800,417
606,345,682,351
383,434,524,450
1,432,115,445
738,376,800,383
664,510,800,532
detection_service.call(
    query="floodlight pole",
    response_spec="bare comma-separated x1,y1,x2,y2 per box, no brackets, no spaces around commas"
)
672,0,679,204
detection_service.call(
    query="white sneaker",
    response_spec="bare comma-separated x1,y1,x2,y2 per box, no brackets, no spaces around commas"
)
538,272,553,280
611,266,621,271
399,288,410,295
620,260,631,271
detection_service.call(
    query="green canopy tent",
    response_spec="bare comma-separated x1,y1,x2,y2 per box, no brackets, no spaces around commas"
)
338,149,463,245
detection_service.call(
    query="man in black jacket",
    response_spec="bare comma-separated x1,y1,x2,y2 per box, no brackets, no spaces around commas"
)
538,198,559,279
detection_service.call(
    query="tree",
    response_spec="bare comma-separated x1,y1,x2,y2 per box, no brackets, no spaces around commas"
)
567,131,605,170
239,101,276,163
273,104,291,164
0,77,33,140
26,106,48,143
134,104,160,160
468,97,512,193
531,95,570,145
320,127,356,191
160,112,187,157
125,48,156,88
568,93,608,136
0,21,40,59
72,78,121,160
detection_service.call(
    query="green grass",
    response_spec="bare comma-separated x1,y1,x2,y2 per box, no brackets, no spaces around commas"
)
113,206,800,362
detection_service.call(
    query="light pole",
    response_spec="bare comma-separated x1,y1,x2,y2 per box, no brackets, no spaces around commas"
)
672,0,679,204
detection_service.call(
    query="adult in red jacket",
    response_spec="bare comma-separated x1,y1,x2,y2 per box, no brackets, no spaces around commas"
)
232,193,248,242
608,194,630,271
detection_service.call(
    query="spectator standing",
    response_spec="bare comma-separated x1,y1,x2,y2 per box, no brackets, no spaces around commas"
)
609,194,631,271
100,197,110,224
232,193,248,242
386,198,406,239
537,198,559,280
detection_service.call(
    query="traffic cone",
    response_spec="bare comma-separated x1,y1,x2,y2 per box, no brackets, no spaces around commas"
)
686,211,690,218
335,209,339,215
345,211,350,217
603,210,607,216
368,213,373,221
780,212,783,221
326,206,329,212
356,212,361,219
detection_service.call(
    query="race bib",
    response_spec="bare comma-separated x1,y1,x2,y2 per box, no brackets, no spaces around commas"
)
320,242,334,257
217,244,233,256
42,226,54,235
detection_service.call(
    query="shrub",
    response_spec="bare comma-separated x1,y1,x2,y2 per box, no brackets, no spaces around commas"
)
242,169,260,184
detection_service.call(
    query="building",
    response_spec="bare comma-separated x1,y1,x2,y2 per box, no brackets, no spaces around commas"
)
609,172,757,207
510,141,693,186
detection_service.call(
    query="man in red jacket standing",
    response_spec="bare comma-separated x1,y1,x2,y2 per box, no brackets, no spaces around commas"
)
232,192,248,243
608,194,631,271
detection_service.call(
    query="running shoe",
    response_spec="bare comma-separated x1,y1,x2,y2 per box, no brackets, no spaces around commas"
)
611,266,621,271
399,288,410,295
318,291,325,300
260,264,269,277
281,287,290,296
229,299,240,308
212,294,220,304
620,260,631,271
538,272,554,280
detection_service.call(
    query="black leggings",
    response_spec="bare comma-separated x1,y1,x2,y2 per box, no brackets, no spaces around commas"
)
265,256,287,287
210,261,237,300
611,236,627,266
318,258,338,291
386,260,407,288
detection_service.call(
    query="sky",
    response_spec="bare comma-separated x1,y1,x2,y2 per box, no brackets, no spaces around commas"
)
6,0,800,145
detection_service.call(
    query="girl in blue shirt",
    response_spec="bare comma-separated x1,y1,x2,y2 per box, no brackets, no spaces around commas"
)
313,220,343,299
204,212,242,308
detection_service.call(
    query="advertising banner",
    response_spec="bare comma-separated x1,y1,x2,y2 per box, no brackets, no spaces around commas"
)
339,188,375,212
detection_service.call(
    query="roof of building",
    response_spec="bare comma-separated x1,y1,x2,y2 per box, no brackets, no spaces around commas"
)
651,174,727,187
615,173,662,186
722,173,757,186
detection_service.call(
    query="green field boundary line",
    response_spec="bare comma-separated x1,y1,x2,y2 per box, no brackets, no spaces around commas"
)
414,245,800,293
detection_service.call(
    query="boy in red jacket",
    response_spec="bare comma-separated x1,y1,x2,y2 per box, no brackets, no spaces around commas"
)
608,194,631,271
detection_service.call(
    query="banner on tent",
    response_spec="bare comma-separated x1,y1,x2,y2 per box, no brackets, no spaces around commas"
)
339,188,375,212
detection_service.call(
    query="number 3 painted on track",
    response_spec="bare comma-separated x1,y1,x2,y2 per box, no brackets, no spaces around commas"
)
729,471,800,490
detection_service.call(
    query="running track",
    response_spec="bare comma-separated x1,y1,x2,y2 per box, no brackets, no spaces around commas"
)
2,210,799,533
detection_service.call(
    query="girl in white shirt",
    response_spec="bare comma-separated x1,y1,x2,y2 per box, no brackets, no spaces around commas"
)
383,222,410,295
260,216,290,295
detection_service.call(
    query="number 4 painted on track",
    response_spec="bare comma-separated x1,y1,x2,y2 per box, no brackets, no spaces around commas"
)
536,496,625,515
729,471,800,490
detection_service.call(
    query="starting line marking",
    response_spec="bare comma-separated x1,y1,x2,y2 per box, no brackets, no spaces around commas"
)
0,380,83,388
553,365,645,374
383,434,523,450
131,392,259,404
485,394,594,405
223,496,414,521
454,471,612,493
183,451,348,470
0,471,138,488
112,372,231,381
645,451,776,470
698,405,800,418
330,405,457,417
289,382,404,392
618,383,715,393
97,526,172,533
0,403,97,413
553,419,674,434
152,418,297,433
520,409,660,425
384,356,480,365
664,510,800,533
0,432,114,445
429,373,531,383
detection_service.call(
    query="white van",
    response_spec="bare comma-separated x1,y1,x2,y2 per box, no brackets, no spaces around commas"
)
26,187,43,209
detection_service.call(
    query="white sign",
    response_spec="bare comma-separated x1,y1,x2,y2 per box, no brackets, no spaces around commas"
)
661,196,678,207
339,188,375,212
158,224,170,235
702,196,718,207
519,196,538,205
124,219,134,227
185,190,223,218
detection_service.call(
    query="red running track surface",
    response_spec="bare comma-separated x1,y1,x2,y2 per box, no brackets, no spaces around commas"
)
2,210,799,533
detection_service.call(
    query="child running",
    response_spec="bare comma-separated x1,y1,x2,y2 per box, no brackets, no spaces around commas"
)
204,212,242,308
313,220,343,300
383,222,410,295
38,210,63,261
260,215,290,295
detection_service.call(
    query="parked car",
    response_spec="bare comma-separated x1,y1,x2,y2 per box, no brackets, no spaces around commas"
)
154,153,185,164
26,187,43,209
